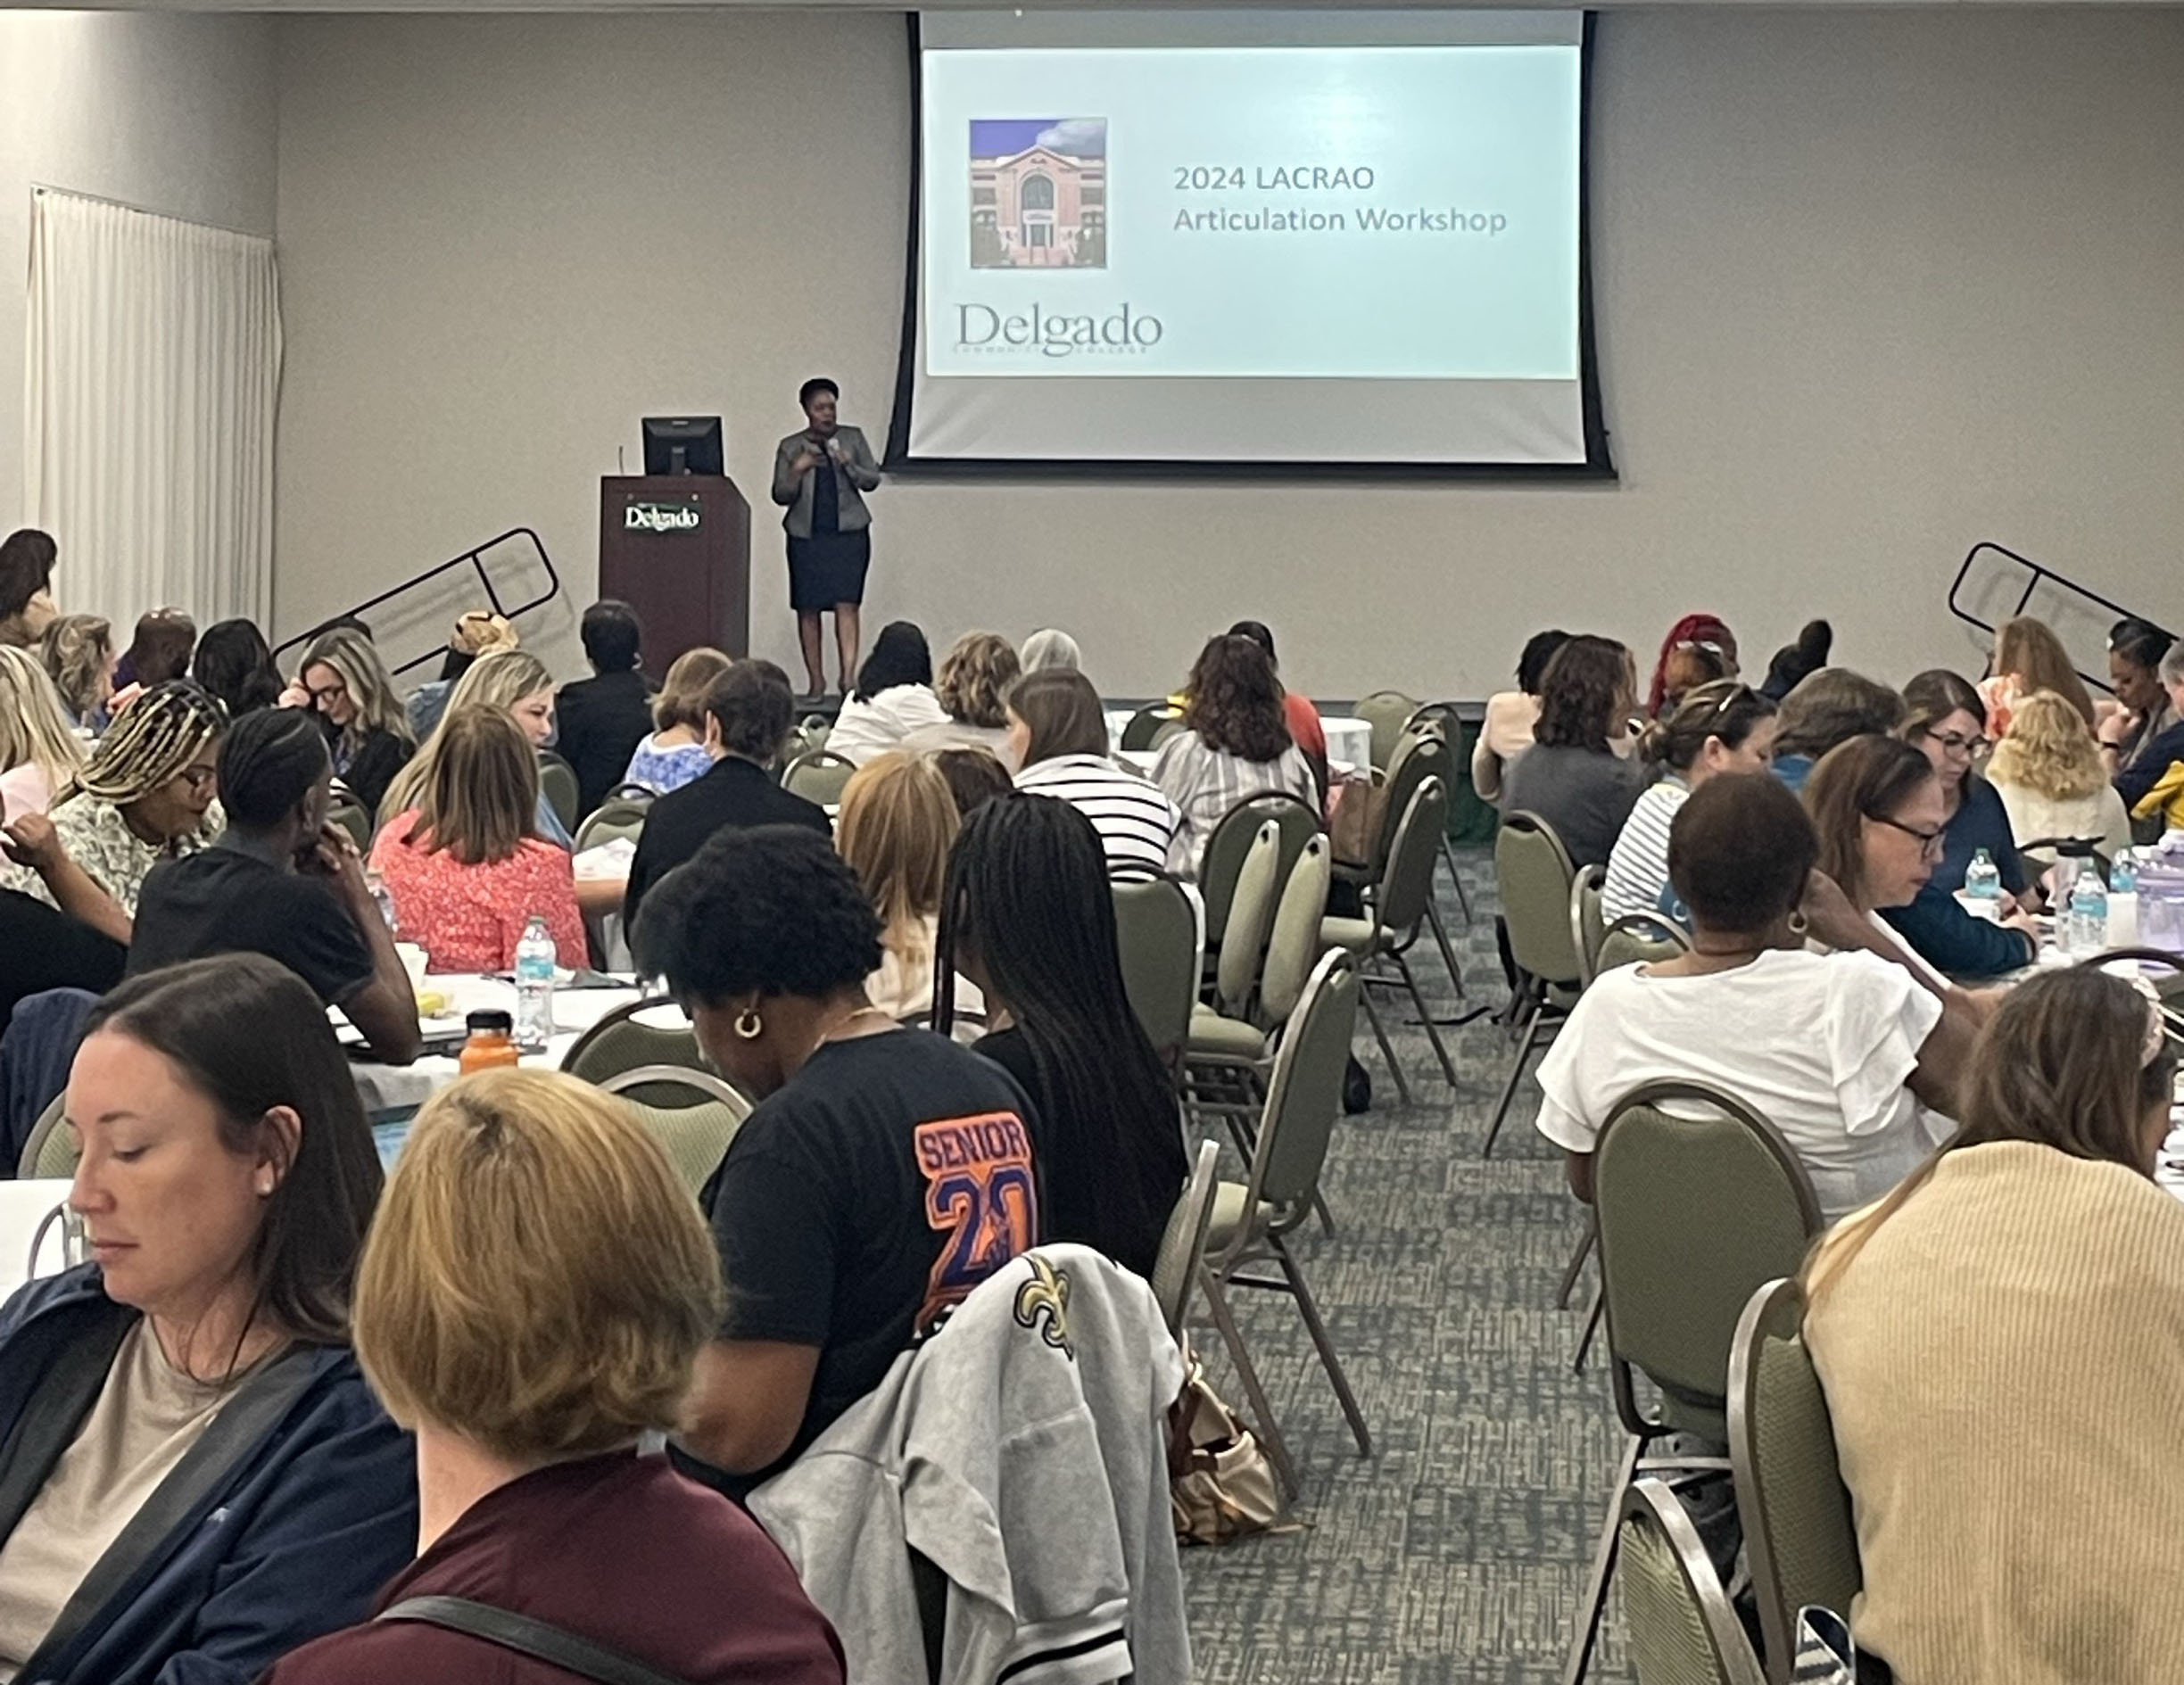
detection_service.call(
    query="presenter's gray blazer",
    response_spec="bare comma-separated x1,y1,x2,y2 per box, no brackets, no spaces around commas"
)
772,425,882,538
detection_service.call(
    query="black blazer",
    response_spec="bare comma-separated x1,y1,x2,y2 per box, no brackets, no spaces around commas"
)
623,757,831,934
337,728,415,819
555,670,658,818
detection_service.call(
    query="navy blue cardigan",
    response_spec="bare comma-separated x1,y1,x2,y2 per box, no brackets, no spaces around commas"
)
1878,885,2036,980
0,1268,416,1685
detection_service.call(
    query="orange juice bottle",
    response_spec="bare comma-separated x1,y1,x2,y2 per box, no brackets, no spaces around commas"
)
458,1010,520,1074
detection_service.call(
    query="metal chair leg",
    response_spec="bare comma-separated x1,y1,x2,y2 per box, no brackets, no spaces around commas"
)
1424,896,1468,998
1271,1233,1372,1458
1556,1219,1597,1309
1561,1433,1642,1685
1570,1284,1605,1373
1394,953,1460,1085
1481,1000,1543,1157
1199,1265,1298,1499
1358,987,1411,1107
1439,836,1475,924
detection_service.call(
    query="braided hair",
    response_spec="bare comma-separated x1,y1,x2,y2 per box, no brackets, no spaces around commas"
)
63,681,224,807
934,793,1186,1276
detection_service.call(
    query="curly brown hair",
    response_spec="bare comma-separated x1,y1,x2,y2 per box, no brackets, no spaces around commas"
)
1183,634,1291,763
935,631,1020,730
1533,635,1633,752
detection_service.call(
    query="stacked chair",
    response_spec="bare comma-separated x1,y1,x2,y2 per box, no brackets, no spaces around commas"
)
1614,1479,1765,1685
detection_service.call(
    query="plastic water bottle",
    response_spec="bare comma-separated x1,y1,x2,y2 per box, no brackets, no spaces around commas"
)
2067,862,2109,956
2107,850,2139,948
1962,848,2001,921
513,915,557,1053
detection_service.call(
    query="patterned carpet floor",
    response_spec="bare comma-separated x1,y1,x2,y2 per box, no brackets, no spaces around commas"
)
1178,850,1637,1684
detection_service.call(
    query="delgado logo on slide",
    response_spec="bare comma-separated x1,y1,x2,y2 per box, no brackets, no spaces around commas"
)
956,301,1163,359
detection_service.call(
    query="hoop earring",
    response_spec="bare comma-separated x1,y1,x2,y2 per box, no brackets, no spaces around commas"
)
734,1009,764,1041
1788,911,1809,937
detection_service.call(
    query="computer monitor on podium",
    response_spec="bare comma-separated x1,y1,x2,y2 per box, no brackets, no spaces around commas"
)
641,416,724,476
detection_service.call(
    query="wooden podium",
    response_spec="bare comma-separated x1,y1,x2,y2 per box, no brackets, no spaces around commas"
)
598,475,751,677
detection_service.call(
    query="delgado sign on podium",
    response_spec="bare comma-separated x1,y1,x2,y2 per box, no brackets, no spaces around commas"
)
599,476,749,673
624,499,703,533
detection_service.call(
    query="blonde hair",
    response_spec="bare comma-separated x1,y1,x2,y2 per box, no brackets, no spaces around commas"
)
39,614,112,722
1988,689,2106,802
836,750,958,978
352,1069,724,1464
1993,616,2097,727
654,647,733,731
300,627,413,756
935,632,1021,730
380,648,557,822
401,706,538,864
0,646,87,792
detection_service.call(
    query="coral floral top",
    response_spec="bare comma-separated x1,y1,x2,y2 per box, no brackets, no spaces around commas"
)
368,810,587,973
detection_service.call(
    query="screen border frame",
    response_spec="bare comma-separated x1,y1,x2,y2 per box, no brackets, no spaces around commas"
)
883,10,1616,482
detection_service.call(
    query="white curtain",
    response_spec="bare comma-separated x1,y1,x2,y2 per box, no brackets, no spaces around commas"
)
23,188,282,632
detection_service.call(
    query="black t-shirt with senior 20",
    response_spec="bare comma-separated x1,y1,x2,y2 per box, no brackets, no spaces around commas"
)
678,1027,1043,1497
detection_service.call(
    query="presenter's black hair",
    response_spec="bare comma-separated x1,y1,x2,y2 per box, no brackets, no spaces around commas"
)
854,622,932,703
798,377,840,410
580,600,642,673
219,706,332,830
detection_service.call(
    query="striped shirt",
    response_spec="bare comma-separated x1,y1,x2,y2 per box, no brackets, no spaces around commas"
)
1151,731,1320,880
1600,778,1686,921
1013,753,1183,881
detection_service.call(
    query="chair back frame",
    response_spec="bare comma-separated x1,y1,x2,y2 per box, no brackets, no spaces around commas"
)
780,748,856,805
1152,1138,1222,1338
1594,1078,1824,1444
1729,1276,1863,1685
1495,810,1584,987
1111,876,1199,1066
1212,949,1359,1247
1619,1479,1767,1685
1198,791,1320,945
1259,836,1332,1026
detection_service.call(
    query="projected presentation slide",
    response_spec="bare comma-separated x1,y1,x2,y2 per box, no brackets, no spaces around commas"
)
894,11,1606,471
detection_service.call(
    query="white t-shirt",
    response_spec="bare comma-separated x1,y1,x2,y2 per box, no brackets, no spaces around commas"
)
1601,779,1687,921
825,684,951,765
1533,946,1947,1222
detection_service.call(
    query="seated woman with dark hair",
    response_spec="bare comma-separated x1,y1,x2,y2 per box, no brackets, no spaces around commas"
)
112,608,197,697
0,954,415,1684
1009,668,1180,881
936,793,1187,1276
623,646,732,796
823,621,947,765
1601,680,1777,921
263,1070,844,1685
1152,632,1316,878
1897,669,2027,903
1803,969,2184,1685
1472,628,1569,806
931,746,1013,817
1805,734,2038,982
191,619,285,722
1534,772,1978,1222
1499,633,1647,867
901,631,1022,766
633,824,1040,1498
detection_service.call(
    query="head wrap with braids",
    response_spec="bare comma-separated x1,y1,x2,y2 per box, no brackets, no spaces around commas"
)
63,681,225,807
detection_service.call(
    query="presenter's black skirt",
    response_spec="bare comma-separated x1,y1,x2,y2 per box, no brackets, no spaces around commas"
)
787,529,871,612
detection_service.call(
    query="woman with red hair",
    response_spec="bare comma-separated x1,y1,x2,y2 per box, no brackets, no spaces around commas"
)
1646,614,1739,718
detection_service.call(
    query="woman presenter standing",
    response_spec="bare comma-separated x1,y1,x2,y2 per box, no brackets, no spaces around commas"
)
774,377,883,700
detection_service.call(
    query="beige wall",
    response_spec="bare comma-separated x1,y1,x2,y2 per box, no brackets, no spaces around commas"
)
0,11,278,534
271,8,2184,698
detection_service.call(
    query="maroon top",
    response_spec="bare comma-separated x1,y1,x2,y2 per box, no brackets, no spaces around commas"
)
261,1451,844,1685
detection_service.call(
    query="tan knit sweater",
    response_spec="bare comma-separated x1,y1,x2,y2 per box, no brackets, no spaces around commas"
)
1804,1141,2184,1685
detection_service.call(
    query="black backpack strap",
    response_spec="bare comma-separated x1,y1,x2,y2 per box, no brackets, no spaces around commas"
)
17,1342,319,1676
377,1596,697,1685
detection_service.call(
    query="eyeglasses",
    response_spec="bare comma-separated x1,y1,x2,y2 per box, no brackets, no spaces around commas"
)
1923,728,1989,756
305,679,349,707
1871,814,1946,858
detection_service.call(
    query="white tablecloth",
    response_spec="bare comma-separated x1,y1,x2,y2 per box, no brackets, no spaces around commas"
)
0,1179,78,1301
1320,715,1371,773
347,974,652,1117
